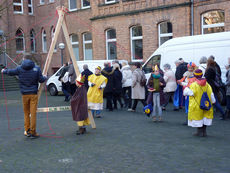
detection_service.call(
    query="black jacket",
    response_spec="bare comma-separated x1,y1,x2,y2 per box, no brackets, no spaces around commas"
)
81,69,93,90
175,63,187,80
205,67,218,94
113,69,122,93
101,67,114,93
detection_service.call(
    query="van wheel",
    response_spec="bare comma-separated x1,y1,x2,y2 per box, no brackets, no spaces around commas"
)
48,84,58,96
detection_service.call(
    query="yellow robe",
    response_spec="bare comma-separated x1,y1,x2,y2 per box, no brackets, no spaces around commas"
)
188,82,214,121
87,74,108,103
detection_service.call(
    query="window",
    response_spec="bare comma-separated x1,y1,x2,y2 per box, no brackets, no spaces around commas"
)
81,0,90,9
142,55,161,74
42,29,47,53
30,29,36,53
28,0,33,15
202,10,225,34
106,29,117,60
49,0,55,2
51,26,57,52
105,0,116,4
83,33,93,60
40,0,45,5
13,0,23,14
15,29,25,52
68,0,77,11
130,26,143,60
70,34,80,61
158,22,173,46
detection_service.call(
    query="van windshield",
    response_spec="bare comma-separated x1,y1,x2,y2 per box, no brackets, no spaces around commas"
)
142,55,161,74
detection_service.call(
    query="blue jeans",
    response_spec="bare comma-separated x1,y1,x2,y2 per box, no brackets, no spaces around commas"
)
185,96,189,114
214,94,225,116
91,110,101,116
152,93,162,116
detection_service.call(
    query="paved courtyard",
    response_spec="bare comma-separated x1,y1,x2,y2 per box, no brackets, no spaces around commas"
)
0,91,230,173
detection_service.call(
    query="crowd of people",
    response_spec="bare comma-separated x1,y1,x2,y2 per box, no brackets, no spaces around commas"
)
1,54,230,138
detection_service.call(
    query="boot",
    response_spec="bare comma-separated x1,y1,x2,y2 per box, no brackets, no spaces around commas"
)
220,112,226,120
76,127,85,135
193,127,202,137
202,125,207,137
182,116,188,126
158,116,162,122
225,110,230,119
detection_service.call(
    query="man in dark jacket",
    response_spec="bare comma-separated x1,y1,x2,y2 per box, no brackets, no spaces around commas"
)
81,64,93,90
101,62,114,111
1,54,47,139
58,63,70,101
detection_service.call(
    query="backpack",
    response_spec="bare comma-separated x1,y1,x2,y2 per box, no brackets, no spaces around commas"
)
200,91,211,111
140,71,147,87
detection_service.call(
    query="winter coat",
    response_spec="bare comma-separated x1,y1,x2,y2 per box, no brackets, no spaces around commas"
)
101,67,114,93
205,67,218,95
184,79,214,121
131,68,146,100
175,63,187,80
226,69,230,96
198,64,207,77
71,86,88,122
147,74,166,105
113,69,123,94
81,69,93,90
163,69,177,92
68,64,76,84
2,59,46,94
121,65,132,87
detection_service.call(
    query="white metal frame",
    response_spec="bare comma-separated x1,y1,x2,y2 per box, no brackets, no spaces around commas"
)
28,0,33,15
70,34,79,61
105,0,116,4
40,0,45,5
42,29,47,53
158,22,173,46
130,26,143,61
81,0,90,9
30,29,36,53
49,0,55,3
83,33,93,60
15,29,25,53
106,29,117,60
68,0,77,11
13,0,23,14
201,11,225,35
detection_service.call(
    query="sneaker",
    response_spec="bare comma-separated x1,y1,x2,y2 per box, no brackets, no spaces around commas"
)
31,133,40,139
152,116,157,122
128,109,135,112
24,129,31,137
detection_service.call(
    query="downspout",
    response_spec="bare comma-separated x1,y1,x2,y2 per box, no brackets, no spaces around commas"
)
190,0,194,36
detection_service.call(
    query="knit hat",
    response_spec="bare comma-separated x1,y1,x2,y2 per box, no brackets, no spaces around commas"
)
76,74,85,86
96,66,101,71
194,69,203,79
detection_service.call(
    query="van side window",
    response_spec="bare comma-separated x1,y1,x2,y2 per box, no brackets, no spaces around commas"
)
143,55,161,74
56,68,64,76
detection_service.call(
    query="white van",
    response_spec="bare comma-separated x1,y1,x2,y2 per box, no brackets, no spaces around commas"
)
46,59,128,96
142,31,230,82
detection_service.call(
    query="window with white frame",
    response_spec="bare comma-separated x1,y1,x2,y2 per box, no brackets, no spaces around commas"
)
202,10,225,34
130,26,143,60
49,0,55,2
158,21,173,46
40,0,45,5
83,33,93,60
42,29,47,53
28,0,33,15
68,0,77,11
105,0,116,4
30,29,36,53
70,34,80,61
81,0,90,9
15,29,25,52
51,27,57,52
13,0,23,14
106,29,117,60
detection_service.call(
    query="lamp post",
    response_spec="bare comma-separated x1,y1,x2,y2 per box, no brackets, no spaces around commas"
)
58,42,65,66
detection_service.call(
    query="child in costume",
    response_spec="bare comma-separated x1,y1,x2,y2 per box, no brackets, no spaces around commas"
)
147,65,166,121
184,69,216,137
70,74,90,135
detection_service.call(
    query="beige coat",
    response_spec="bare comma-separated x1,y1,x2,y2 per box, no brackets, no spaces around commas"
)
163,69,177,92
131,68,145,100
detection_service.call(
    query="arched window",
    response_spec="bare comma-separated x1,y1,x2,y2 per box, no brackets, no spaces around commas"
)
106,29,117,60
15,29,25,52
202,10,225,34
83,32,93,60
158,21,173,46
42,29,47,53
30,29,36,53
130,26,143,60
51,26,57,52
70,34,79,61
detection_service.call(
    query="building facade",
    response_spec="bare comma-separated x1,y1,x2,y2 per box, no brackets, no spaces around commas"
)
0,0,229,74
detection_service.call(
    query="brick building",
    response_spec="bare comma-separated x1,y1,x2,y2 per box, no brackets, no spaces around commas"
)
0,0,229,74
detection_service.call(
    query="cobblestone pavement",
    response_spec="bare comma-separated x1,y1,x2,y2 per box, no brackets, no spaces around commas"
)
0,91,230,173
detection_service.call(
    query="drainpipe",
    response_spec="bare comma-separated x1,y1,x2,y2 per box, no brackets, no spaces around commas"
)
190,0,194,36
